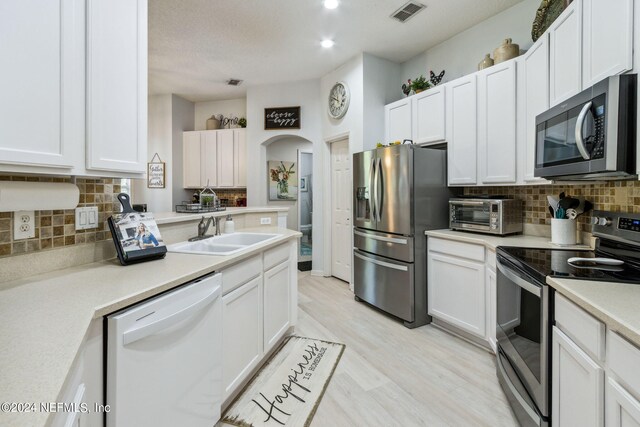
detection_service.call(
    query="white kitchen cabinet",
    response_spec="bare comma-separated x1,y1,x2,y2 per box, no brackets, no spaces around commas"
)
428,250,485,338
222,275,263,400
264,261,291,351
85,0,147,173
0,0,84,169
412,86,446,145
552,326,604,427
202,131,218,187
549,0,583,106
217,130,235,187
234,129,247,187
478,60,517,184
486,264,497,353
518,34,550,184
582,0,633,89
385,98,412,143
607,378,640,427
446,75,478,185
183,132,202,188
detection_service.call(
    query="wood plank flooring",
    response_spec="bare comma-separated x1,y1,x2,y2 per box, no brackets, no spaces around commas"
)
296,272,518,427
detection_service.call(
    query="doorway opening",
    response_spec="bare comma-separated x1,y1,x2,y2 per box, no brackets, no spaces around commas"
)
297,150,313,271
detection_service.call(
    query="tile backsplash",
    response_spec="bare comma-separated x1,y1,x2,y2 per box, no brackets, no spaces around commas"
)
0,175,126,257
464,181,640,232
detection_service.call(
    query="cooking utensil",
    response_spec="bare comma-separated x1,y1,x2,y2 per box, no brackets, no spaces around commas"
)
567,209,578,220
556,207,566,219
548,206,555,217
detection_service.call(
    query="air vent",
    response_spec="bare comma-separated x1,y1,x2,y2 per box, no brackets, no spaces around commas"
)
226,79,243,86
390,1,426,23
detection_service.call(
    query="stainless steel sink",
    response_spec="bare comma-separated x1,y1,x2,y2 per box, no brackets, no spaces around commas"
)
168,233,280,256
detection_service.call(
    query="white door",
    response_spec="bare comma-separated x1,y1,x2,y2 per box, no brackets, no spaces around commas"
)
201,131,217,187
217,130,235,187
582,0,633,89
0,0,84,169
478,60,517,184
607,378,640,427
263,261,291,351
412,86,446,145
234,129,247,187
331,139,352,282
549,1,582,106
552,327,604,427
446,75,478,185
86,0,147,173
427,251,485,338
519,34,550,183
222,276,263,400
385,98,412,143
183,132,202,188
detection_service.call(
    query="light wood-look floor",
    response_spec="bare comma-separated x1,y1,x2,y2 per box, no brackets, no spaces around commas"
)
296,272,518,427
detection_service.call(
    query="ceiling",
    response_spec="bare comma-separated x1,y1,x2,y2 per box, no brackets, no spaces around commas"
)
149,0,523,102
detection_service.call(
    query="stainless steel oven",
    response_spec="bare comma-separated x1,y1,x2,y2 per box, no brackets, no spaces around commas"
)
534,74,636,181
496,250,551,427
449,197,523,236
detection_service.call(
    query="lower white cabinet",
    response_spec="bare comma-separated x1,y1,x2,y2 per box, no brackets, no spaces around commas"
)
264,261,291,350
486,265,497,352
222,275,263,400
552,326,604,427
427,250,485,338
607,378,640,427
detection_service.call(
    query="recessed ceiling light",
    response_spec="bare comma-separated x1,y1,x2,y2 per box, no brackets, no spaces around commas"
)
321,39,335,48
324,0,339,9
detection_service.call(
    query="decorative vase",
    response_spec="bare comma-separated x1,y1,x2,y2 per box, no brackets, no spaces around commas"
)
493,38,520,64
478,54,494,70
414,88,425,94
277,180,289,199
206,115,221,130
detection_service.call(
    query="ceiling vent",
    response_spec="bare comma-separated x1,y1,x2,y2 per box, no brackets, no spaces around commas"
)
390,1,426,23
226,79,243,86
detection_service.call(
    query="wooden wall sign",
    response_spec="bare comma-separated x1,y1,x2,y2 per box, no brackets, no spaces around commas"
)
147,153,166,188
264,106,301,130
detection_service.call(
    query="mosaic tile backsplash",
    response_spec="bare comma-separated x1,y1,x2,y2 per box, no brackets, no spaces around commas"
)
464,181,640,232
0,175,126,257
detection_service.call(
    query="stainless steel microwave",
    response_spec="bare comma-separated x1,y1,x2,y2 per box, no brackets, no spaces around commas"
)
449,197,523,236
534,74,636,181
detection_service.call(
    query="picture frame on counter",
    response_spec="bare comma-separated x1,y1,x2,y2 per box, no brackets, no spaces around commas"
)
264,106,300,130
147,153,166,188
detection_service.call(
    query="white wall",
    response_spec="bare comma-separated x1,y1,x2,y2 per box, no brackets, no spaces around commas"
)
194,98,247,130
363,54,402,148
171,94,196,205
401,0,540,84
266,137,313,231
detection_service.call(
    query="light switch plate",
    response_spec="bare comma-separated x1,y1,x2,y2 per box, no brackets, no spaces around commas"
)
13,211,35,240
75,206,99,231
260,217,272,225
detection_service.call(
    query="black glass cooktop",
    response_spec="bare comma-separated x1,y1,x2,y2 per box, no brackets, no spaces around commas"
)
497,246,640,285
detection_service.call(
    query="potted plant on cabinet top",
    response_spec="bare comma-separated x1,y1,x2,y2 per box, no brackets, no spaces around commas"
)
411,75,431,93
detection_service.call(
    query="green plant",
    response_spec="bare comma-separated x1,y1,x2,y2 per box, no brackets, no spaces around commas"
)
238,117,247,128
411,75,431,91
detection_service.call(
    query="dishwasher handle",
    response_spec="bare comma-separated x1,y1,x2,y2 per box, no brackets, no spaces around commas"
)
123,285,221,346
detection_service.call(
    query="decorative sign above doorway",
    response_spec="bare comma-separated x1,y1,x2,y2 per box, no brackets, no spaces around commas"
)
264,106,301,130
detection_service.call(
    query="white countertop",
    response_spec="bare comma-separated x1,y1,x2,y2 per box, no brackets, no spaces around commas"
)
426,229,640,349
0,227,300,427
153,206,289,225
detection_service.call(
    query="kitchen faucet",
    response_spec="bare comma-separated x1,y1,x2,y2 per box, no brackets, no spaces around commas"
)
189,216,221,241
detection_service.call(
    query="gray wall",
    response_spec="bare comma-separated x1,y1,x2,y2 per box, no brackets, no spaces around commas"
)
171,94,196,207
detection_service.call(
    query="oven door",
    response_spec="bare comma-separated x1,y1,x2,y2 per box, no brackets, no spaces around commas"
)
496,254,550,419
449,201,494,233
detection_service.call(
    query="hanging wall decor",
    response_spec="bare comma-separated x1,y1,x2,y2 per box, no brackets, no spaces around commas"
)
268,160,297,201
264,107,301,130
147,153,166,188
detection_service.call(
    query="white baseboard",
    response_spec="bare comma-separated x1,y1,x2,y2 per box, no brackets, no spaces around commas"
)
310,270,327,277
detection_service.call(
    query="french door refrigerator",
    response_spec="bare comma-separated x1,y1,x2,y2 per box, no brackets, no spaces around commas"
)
353,144,456,328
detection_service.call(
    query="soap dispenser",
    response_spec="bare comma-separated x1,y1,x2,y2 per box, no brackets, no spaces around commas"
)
224,215,234,234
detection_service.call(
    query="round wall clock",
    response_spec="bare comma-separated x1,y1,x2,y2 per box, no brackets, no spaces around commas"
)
328,81,350,119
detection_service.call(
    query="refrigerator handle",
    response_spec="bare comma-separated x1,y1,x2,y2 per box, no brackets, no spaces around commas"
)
370,157,378,221
376,157,383,221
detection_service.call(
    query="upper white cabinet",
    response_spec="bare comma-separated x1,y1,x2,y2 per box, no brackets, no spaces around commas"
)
518,34,550,184
549,0,583,106
385,98,412,143
86,0,147,173
183,129,247,189
412,86,446,145
0,0,84,169
446,75,478,185
477,61,517,184
582,0,633,89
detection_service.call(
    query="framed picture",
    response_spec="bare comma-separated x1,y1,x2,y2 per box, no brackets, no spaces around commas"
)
147,153,166,188
300,177,308,192
264,106,300,130
268,160,297,201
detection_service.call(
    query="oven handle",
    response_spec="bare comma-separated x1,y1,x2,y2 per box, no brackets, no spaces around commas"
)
575,101,593,160
497,261,541,297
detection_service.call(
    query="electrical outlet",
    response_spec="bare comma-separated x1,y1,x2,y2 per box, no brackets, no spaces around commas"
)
13,210,35,240
260,217,272,225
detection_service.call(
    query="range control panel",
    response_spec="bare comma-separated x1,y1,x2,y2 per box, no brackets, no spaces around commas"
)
618,217,640,232
593,210,640,244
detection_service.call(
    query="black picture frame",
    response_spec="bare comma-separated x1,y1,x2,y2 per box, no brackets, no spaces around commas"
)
264,106,301,130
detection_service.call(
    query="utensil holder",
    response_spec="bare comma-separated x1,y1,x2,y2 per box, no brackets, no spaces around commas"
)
551,219,577,245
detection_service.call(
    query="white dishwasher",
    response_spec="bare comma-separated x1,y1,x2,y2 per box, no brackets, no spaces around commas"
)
106,272,223,427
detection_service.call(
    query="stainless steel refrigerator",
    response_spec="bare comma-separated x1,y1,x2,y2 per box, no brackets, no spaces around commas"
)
353,144,456,328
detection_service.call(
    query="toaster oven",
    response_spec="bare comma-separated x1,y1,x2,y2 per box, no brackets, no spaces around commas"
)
449,197,523,236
